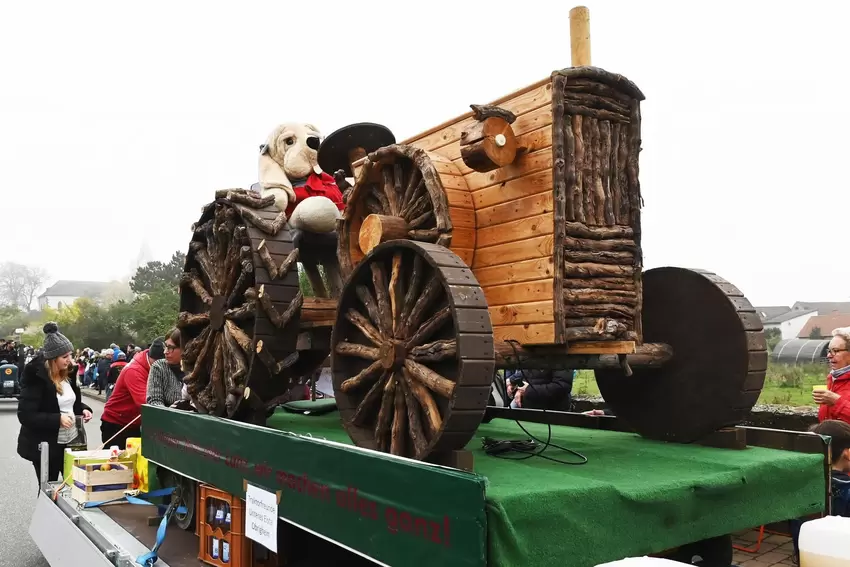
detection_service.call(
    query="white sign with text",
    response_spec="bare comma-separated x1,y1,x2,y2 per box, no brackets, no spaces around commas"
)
245,484,278,552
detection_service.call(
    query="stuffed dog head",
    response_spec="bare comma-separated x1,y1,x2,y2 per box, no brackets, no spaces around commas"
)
258,122,322,212
257,122,343,234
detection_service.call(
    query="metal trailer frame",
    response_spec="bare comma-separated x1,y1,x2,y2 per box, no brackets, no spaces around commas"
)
28,442,175,567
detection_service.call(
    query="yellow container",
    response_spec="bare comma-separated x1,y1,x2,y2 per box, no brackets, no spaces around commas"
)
813,384,828,392
125,437,153,493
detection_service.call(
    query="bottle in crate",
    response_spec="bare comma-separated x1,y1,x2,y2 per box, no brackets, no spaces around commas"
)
222,539,230,564
207,497,216,527
215,500,225,529
224,502,232,533
211,536,220,560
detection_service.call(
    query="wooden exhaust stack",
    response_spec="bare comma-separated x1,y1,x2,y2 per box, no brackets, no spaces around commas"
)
570,6,591,66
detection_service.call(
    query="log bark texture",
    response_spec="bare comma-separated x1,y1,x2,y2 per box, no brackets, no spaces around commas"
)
555,69,644,344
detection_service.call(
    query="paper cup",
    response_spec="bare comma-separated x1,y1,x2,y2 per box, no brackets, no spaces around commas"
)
813,385,828,392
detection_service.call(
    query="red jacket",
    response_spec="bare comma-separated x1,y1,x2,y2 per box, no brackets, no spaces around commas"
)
286,172,344,218
102,350,153,427
818,370,850,423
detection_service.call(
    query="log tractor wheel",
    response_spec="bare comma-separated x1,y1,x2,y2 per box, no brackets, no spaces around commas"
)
179,190,303,421
331,241,494,461
594,267,767,442
338,144,454,277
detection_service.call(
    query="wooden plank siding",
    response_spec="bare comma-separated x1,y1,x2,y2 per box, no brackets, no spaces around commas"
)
403,78,558,345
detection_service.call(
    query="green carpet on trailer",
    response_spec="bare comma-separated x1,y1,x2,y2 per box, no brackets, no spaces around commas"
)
266,409,825,567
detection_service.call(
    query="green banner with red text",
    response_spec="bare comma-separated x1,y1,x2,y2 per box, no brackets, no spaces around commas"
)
142,405,487,567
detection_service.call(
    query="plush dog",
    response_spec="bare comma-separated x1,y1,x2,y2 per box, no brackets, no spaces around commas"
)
257,122,346,297
257,122,344,233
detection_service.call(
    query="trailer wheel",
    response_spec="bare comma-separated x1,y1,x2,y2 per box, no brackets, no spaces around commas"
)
157,469,196,531
594,267,767,442
332,240,494,460
173,476,196,531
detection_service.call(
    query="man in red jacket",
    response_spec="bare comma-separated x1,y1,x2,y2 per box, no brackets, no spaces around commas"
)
101,339,165,448
816,328,850,424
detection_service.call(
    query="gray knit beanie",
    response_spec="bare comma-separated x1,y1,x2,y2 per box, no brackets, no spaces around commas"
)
42,322,73,360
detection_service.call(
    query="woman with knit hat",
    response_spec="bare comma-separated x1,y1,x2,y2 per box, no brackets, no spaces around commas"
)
17,323,92,483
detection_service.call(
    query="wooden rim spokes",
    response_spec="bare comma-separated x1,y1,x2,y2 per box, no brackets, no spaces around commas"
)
332,241,494,461
339,145,452,275
179,189,303,419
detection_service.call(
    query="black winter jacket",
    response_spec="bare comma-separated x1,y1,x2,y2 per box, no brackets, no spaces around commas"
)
506,368,574,411
17,355,91,462
97,358,111,387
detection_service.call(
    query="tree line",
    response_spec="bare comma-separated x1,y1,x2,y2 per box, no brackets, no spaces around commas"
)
1,253,185,350
2,250,319,351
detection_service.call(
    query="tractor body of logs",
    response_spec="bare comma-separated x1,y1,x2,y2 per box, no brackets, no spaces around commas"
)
560,230,639,341
553,71,644,344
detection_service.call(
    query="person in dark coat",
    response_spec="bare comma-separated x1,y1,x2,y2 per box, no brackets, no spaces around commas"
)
505,368,574,411
105,352,128,401
17,323,92,483
96,351,112,395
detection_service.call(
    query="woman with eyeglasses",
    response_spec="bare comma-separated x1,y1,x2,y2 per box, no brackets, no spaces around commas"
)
146,328,185,408
815,327,850,424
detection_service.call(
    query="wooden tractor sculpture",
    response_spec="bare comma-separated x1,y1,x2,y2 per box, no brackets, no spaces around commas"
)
176,7,766,464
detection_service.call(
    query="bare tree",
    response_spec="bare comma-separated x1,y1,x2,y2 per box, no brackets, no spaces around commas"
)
0,262,49,310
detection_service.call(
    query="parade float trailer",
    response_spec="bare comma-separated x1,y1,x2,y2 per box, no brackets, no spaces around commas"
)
31,7,830,567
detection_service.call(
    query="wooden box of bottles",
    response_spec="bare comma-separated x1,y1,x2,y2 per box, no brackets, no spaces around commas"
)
198,484,281,566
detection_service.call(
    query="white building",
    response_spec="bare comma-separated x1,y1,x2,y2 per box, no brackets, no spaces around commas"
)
37,280,111,310
763,309,818,341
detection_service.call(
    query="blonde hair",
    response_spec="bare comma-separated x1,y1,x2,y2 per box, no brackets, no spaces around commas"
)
832,327,850,346
45,357,69,395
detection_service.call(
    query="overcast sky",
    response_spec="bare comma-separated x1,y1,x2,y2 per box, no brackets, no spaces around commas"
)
1,1,845,307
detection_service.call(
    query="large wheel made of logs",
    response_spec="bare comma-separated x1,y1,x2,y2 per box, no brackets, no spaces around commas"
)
179,189,303,419
595,267,767,443
338,144,453,276
331,240,494,460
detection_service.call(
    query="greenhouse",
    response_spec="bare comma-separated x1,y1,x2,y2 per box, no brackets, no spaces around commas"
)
772,339,830,365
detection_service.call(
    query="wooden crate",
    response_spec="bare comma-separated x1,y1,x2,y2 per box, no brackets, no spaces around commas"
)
70,458,134,503
72,460,134,486
198,484,281,567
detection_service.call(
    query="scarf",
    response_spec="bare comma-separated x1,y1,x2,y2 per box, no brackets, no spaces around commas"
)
830,364,850,380
284,172,344,217
169,363,185,380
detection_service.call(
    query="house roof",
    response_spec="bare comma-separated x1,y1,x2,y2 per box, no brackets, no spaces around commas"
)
755,306,790,322
797,314,850,339
792,301,850,314
765,309,816,324
38,280,111,299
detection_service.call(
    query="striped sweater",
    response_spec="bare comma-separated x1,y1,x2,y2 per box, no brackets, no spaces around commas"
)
145,359,184,407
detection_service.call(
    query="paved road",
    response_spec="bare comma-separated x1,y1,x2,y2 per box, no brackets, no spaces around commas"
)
0,392,105,567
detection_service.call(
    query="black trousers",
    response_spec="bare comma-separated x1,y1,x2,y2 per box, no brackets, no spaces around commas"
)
31,443,67,485
101,419,140,450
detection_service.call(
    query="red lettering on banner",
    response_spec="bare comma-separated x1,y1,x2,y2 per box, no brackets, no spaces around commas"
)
149,429,451,548
384,506,451,547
